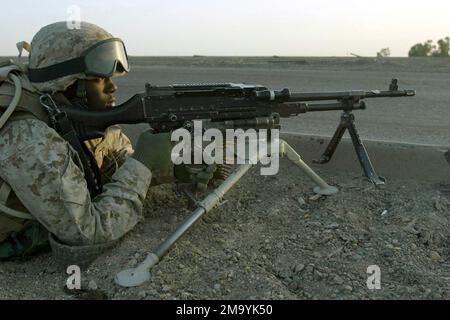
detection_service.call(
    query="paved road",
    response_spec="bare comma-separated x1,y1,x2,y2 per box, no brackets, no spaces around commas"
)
114,64,450,146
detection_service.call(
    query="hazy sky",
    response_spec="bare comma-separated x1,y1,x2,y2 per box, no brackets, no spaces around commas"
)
1,0,449,56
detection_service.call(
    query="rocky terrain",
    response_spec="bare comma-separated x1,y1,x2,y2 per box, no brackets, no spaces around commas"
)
0,160,448,300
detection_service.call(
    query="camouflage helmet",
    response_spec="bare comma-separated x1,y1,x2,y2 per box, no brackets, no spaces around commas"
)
28,21,127,93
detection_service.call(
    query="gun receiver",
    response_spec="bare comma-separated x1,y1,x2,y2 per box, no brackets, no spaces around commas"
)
60,79,415,185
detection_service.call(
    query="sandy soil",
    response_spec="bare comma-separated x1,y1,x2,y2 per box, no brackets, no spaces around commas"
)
0,162,449,300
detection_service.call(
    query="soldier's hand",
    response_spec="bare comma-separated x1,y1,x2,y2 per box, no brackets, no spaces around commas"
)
174,164,217,191
132,130,173,177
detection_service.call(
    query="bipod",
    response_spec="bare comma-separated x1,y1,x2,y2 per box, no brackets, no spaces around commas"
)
114,138,337,287
314,111,386,186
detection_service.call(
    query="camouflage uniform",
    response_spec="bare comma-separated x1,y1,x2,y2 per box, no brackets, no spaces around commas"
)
0,115,151,246
0,22,152,249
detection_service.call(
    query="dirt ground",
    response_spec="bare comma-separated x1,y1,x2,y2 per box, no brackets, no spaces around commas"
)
0,57,449,300
0,160,449,300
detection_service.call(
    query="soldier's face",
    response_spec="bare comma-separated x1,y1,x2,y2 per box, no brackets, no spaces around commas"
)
85,77,118,110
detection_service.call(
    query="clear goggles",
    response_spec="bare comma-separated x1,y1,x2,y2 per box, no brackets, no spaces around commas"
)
28,38,130,82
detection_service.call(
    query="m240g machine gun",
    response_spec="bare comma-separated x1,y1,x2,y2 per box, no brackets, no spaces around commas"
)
62,79,414,186
56,79,415,286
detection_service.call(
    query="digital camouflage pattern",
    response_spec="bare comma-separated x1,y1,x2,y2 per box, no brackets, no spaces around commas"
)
0,117,152,246
85,125,134,183
28,21,124,93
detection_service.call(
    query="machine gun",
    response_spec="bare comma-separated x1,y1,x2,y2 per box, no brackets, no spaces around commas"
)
57,79,415,287
61,78,414,186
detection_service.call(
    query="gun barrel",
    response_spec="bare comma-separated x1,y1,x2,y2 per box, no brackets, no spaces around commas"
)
288,89,415,102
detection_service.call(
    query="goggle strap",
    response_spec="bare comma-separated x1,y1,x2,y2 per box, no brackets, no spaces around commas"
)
28,57,86,83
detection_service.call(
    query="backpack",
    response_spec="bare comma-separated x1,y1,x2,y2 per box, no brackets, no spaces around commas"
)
0,59,45,223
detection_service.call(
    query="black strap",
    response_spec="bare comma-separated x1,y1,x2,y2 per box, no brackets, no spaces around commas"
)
53,111,103,197
28,57,85,83
38,94,103,197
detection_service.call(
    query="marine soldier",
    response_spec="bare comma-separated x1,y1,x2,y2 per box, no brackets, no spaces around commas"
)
0,21,214,262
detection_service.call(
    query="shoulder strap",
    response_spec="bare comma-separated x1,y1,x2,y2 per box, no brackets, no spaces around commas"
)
0,81,50,124
0,70,103,197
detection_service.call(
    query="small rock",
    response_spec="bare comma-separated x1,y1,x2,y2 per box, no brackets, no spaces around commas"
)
382,250,393,258
343,285,353,292
305,265,314,274
313,251,322,258
129,258,137,266
314,270,325,279
293,264,305,273
88,280,98,290
432,293,442,299
430,251,441,262
333,276,344,285
309,194,322,201
214,283,221,291
325,223,339,229
297,197,307,206
162,285,172,292
181,291,192,299
288,234,298,241
419,231,432,245
147,289,158,296
138,291,147,298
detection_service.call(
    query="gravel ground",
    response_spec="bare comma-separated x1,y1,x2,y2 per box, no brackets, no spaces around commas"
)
1,159,448,300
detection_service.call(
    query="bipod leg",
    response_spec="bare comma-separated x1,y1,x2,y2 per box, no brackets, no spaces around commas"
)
279,139,338,195
345,113,386,185
314,112,349,164
114,163,254,287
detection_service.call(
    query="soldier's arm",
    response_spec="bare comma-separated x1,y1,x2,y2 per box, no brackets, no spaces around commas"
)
0,118,152,246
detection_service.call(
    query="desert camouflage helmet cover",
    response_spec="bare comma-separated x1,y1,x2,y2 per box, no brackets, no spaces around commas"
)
29,21,125,93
